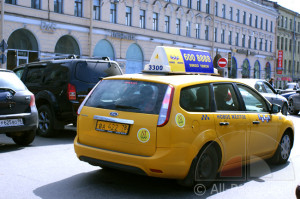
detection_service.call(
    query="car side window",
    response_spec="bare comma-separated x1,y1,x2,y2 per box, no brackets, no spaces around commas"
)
14,68,24,79
25,67,44,83
180,85,210,112
237,84,269,112
254,82,266,93
44,65,69,85
263,82,275,94
213,83,240,111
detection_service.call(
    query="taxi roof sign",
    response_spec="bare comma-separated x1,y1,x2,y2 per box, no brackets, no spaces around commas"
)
144,46,215,74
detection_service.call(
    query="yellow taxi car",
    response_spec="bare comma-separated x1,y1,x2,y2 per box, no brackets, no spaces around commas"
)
74,46,294,187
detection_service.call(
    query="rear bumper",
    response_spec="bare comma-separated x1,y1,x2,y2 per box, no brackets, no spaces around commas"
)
74,135,192,179
0,106,38,134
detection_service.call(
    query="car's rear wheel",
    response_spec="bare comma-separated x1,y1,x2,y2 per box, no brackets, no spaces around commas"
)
288,100,299,115
178,145,218,188
37,105,57,137
281,103,288,115
12,130,36,146
271,131,292,164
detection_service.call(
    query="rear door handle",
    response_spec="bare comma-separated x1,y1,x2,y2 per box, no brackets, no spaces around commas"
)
253,121,260,124
219,122,229,126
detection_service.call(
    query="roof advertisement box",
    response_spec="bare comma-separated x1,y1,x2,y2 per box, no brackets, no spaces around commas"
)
144,46,214,74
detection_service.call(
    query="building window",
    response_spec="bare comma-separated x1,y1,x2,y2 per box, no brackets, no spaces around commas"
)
165,16,170,33
260,17,263,30
221,29,225,44
298,22,300,32
277,36,280,50
229,7,233,21
177,0,182,6
222,4,226,19
140,10,146,29
281,37,284,50
259,38,263,50
125,7,132,26
215,2,218,17
254,37,257,50
243,11,246,24
54,0,63,13
236,9,240,23
284,60,286,74
31,0,41,9
289,39,292,52
93,0,100,20
176,18,181,35
285,17,287,28
270,21,273,32
285,38,287,51
290,19,293,30
205,25,209,40
248,36,252,49
265,19,268,31
187,0,192,8
206,0,210,14
270,41,272,52
235,32,239,46
153,13,159,31
110,3,117,23
214,28,218,42
197,0,201,11
289,60,291,73
255,16,258,28
265,40,268,52
186,21,191,37
5,0,16,4
228,31,232,45
249,14,252,26
298,41,300,53
196,24,200,39
281,16,284,27
242,34,245,47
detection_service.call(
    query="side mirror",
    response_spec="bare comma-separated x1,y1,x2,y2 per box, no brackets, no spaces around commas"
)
271,104,281,114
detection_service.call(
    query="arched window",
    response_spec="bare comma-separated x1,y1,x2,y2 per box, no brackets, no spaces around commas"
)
55,35,80,55
265,62,271,80
229,57,237,78
241,59,250,78
93,39,115,60
254,60,260,79
125,44,144,74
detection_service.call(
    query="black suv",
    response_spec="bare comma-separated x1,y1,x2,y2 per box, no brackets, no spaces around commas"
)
14,56,123,137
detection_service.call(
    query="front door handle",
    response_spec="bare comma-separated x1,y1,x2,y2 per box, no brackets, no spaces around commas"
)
253,121,260,124
219,122,229,126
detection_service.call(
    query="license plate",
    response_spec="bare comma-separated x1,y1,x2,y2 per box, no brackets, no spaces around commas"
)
0,119,23,127
95,120,129,135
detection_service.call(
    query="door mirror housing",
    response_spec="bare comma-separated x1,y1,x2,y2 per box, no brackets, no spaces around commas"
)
271,104,281,114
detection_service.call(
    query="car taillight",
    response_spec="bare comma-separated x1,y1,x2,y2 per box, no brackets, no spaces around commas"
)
30,94,35,107
77,81,101,115
68,83,76,101
157,85,174,127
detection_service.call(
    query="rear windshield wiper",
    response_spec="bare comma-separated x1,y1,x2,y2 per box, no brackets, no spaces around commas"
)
115,104,139,110
0,87,16,95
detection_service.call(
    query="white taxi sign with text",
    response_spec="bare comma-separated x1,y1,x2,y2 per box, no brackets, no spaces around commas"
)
144,46,214,74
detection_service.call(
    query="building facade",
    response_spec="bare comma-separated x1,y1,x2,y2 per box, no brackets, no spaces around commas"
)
275,5,300,89
0,0,277,79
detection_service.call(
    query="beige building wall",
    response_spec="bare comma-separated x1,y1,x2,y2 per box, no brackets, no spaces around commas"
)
0,0,278,79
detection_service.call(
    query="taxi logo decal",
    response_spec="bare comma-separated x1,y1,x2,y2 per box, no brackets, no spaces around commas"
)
137,128,150,143
170,55,179,60
258,114,271,123
201,115,210,120
175,113,185,128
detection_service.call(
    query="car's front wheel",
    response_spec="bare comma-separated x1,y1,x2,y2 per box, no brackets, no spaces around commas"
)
12,130,36,146
37,105,57,137
288,100,299,115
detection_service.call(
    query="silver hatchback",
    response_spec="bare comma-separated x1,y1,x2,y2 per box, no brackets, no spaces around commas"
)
236,79,288,115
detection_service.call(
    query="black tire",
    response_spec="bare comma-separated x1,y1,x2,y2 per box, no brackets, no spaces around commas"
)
178,145,218,188
288,100,299,115
12,130,36,146
281,103,288,116
37,105,57,137
271,132,292,165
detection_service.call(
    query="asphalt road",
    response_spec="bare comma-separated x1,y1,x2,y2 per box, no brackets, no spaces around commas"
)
0,115,300,199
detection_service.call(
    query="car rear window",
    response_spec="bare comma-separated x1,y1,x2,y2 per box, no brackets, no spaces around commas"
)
0,71,27,91
85,80,168,114
75,61,121,83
